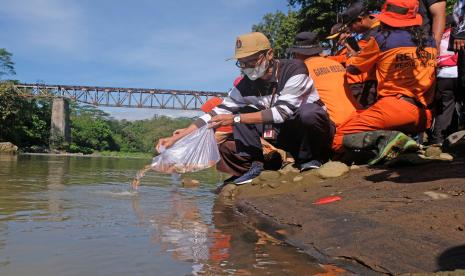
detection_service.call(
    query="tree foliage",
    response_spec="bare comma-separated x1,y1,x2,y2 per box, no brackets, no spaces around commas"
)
0,49,15,79
287,0,383,37
70,107,117,153
0,82,51,147
252,10,302,58
251,1,383,56
109,115,192,153
1,68,193,155
68,104,192,154
446,0,457,13
288,0,457,35
253,0,458,59
0,82,193,154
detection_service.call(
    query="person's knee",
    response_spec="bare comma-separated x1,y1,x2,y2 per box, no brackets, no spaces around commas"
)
299,103,329,128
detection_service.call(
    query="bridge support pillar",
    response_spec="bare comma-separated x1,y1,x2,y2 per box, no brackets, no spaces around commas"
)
50,98,71,149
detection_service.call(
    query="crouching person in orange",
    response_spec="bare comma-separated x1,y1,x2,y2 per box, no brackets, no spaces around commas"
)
332,0,437,165
288,31,360,128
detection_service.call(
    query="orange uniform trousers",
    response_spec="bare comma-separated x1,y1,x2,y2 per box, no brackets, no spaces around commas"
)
332,96,433,152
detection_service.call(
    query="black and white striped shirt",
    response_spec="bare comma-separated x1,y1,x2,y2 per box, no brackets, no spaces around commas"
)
195,59,321,126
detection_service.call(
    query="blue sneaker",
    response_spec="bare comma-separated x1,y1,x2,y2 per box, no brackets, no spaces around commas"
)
233,162,264,185
299,160,322,172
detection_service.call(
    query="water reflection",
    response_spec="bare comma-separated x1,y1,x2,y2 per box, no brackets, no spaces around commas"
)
0,155,342,275
0,155,17,255
132,176,210,275
131,175,327,275
46,157,69,219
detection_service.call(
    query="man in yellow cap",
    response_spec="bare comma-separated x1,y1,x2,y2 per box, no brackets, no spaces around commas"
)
156,32,333,185
332,0,381,108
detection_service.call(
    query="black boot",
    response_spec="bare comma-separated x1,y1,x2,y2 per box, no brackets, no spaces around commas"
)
342,130,417,165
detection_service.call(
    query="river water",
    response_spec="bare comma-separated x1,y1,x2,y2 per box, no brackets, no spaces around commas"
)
0,155,331,276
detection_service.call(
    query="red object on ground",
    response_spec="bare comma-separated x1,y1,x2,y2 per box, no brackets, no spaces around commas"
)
313,196,342,205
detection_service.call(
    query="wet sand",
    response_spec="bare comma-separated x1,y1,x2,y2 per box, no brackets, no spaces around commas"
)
222,158,465,275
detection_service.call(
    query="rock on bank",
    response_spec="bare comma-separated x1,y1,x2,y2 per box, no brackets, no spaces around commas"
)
0,142,18,154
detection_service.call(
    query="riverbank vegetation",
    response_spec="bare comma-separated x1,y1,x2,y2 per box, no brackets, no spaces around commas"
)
0,84,192,155
67,103,191,155
0,83,191,155
0,48,193,156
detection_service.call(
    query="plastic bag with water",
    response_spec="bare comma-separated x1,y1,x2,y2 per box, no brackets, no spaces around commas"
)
151,126,221,174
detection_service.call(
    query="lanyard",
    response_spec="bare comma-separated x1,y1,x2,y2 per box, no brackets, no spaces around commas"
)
268,60,279,109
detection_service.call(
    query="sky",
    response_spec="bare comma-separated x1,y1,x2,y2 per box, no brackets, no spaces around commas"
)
0,0,290,120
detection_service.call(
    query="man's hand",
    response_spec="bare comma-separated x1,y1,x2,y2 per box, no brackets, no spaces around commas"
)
153,123,199,153
155,137,176,153
209,114,234,128
345,43,359,57
338,32,349,46
454,39,465,52
172,128,187,136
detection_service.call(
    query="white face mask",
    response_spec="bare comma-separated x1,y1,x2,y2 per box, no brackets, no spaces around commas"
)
241,58,269,81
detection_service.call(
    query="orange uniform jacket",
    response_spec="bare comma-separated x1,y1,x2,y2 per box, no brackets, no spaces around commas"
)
304,57,358,126
329,21,380,85
346,29,437,107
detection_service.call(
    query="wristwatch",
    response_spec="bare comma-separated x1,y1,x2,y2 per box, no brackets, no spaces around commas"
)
233,114,241,124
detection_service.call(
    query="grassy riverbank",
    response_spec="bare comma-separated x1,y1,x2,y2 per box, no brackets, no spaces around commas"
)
97,151,153,159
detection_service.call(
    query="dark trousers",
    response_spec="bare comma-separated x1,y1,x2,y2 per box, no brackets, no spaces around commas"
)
349,80,378,109
431,77,462,144
217,103,334,175
459,50,465,88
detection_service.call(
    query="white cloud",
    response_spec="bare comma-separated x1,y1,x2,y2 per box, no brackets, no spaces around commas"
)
93,22,240,91
1,0,288,92
0,0,88,54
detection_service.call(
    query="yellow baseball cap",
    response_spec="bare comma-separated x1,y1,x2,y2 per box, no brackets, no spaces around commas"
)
326,23,345,39
231,32,271,60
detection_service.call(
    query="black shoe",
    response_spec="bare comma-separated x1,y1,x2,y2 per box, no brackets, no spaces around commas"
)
233,162,264,185
444,130,465,148
223,175,239,184
299,160,322,172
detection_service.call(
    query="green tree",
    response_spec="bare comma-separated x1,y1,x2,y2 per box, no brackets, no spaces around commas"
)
0,48,15,79
0,82,51,147
69,104,118,153
446,0,456,14
66,102,194,154
109,115,192,153
70,116,118,152
252,10,302,58
288,0,382,37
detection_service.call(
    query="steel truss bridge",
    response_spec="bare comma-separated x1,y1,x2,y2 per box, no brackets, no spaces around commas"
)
15,83,226,110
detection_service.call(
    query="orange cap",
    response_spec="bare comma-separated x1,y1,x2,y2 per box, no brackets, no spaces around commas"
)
377,0,422,27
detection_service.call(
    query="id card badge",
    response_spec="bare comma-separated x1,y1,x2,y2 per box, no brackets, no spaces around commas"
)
262,124,276,140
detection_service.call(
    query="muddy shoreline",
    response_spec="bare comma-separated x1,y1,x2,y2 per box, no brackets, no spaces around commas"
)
224,158,465,275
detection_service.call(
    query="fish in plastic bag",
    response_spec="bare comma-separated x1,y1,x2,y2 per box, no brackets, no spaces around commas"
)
151,126,221,174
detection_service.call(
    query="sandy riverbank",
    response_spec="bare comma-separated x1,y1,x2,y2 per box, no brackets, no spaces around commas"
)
219,157,465,275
